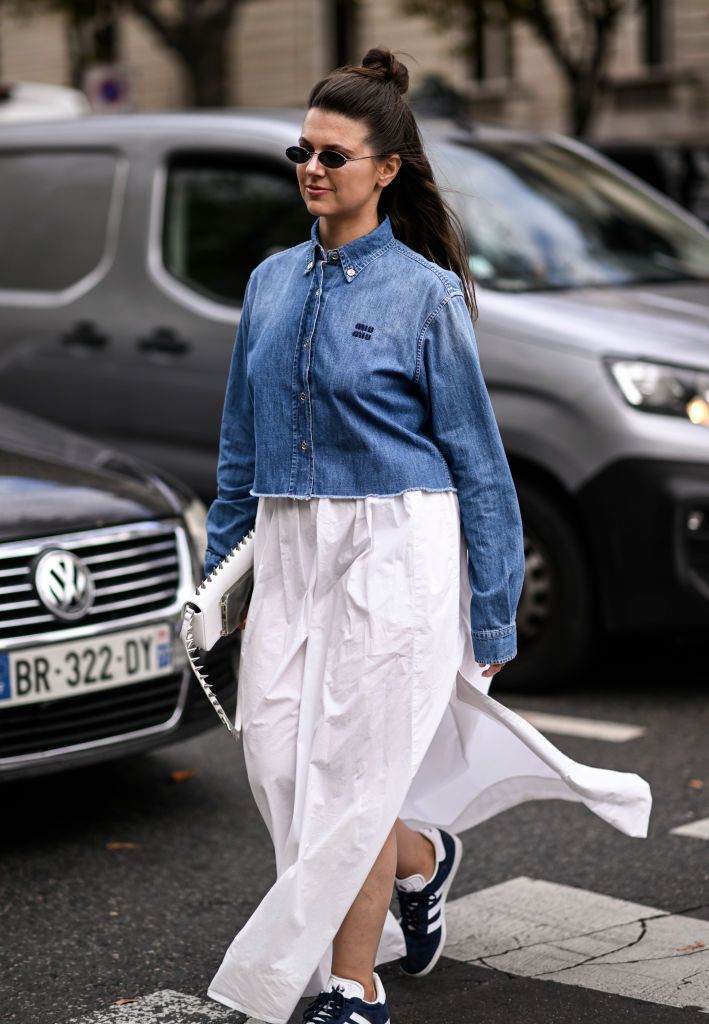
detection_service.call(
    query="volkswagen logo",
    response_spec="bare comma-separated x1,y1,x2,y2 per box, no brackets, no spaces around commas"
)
34,550,95,621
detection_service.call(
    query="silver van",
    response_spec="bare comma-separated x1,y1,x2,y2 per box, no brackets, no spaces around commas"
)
0,109,707,688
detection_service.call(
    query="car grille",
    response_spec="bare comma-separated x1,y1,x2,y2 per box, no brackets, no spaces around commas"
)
0,673,184,758
0,523,182,642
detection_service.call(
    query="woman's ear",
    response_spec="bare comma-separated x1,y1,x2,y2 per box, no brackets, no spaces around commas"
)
379,153,402,188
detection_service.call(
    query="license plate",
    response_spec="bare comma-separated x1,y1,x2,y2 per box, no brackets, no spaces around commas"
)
0,623,175,708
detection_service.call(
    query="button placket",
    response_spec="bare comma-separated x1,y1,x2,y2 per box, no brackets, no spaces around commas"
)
292,261,323,494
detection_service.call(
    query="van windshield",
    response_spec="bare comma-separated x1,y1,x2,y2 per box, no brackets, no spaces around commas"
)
430,139,709,292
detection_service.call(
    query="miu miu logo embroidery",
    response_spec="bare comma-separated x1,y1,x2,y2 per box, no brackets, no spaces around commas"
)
352,322,375,340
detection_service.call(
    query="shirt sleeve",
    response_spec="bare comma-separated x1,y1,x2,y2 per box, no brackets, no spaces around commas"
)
203,274,259,579
419,291,525,665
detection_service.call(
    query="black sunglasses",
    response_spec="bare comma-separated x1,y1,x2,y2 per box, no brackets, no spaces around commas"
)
285,145,386,170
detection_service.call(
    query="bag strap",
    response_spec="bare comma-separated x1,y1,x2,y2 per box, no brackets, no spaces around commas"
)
182,603,242,742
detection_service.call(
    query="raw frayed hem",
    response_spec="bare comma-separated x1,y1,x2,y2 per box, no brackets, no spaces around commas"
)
250,485,458,500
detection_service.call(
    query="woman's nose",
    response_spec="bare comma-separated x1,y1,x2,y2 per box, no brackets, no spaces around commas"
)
305,152,323,174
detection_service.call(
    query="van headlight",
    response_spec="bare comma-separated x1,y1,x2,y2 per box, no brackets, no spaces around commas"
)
183,497,208,563
604,358,709,426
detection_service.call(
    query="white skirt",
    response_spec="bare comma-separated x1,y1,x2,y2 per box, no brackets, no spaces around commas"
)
207,489,652,1024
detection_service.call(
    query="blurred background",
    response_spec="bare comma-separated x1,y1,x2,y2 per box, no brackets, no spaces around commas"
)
1,7,709,1024
1,0,708,217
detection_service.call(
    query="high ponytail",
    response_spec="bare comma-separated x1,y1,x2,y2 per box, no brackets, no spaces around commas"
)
306,46,478,321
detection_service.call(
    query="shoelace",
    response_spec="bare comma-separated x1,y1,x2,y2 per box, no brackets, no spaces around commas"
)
398,888,440,934
301,984,347,1022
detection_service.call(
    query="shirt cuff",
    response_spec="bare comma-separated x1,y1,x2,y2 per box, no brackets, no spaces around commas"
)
471,623,517,666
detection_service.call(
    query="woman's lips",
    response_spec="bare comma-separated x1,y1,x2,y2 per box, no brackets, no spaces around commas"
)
306,185,330,195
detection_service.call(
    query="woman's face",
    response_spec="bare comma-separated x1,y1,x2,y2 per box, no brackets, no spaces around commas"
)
296,107,401,222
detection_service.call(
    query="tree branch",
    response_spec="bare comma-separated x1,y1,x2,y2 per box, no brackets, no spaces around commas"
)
129,0,182,49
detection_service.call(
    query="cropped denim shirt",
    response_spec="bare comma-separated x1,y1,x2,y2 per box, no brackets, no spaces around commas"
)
204,213,525,665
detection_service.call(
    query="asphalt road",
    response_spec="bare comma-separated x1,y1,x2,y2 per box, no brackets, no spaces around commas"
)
2,635,708,1024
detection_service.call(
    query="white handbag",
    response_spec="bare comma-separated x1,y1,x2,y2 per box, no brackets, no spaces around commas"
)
180,528,256,742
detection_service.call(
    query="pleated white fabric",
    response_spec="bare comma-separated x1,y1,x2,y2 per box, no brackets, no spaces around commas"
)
207,489,652,1024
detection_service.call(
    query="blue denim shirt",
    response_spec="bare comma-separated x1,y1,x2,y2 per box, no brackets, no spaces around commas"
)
205,213,525,664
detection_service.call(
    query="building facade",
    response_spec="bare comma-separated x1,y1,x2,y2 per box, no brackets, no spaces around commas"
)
0,0,706,142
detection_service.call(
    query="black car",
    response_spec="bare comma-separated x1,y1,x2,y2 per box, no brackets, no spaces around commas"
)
0,403,236,782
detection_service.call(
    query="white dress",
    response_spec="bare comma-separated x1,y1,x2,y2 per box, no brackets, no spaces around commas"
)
207,489,652,1024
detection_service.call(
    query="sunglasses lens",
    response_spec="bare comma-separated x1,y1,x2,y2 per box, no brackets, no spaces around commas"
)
319,151,346,169
286,146,310,164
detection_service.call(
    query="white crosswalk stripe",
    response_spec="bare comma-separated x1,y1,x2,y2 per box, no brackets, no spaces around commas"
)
443,876,709,1012
670,818,709,840
66,988,244,1021
508,709,647,742
66,876,709,1021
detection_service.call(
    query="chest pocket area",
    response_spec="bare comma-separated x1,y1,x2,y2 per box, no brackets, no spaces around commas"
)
322,318,415,398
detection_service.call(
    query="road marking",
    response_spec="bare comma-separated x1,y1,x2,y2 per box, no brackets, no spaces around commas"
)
509,709,646,743
444,876,709,1012
67,989,244,1022
671,818,709,840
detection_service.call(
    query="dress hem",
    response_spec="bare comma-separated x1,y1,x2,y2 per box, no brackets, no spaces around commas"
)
207,985,288,1024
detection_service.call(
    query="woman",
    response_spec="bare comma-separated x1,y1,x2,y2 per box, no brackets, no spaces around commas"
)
203,47,652,1024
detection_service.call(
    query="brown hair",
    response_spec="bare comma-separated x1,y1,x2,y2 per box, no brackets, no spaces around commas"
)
306,46,478,321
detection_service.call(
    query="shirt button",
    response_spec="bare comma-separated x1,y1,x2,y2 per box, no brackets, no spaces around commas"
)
300,440,308,450
346,268,355,278
303,340,309,348
332,251,340,260
315,288,320,296
306,261,313,271
299,392,305,401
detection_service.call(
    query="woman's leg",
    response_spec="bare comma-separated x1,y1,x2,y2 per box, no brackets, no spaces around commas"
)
394,819,436,880
330,819,437,999
331,824,397,1001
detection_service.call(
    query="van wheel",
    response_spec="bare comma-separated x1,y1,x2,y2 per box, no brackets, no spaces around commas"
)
494,482,594,693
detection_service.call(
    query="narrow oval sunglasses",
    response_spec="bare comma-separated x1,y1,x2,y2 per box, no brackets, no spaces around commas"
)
285,145,386,169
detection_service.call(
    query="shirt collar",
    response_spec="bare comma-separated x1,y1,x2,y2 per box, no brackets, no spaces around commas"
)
303,213,395,282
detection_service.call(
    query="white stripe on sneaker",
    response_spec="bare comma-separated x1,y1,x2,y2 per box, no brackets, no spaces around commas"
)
350,1013,374,1024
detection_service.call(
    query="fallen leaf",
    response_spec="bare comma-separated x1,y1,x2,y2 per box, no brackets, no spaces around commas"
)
105,841,138,850
688,779,704,789
113,998,138,1006
109,911,119,917
169,769,196,783
677,941,705,952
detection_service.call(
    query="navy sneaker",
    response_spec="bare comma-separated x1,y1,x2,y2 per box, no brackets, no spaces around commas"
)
395,826,463,977
301,971,390,1023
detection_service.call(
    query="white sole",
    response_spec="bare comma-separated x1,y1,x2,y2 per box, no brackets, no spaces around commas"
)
399,830,464,978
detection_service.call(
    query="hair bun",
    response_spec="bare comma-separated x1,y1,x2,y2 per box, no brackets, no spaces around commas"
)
361,47,409,95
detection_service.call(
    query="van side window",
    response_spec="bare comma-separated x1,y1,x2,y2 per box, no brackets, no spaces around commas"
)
0,151,117,291
163,154,312,305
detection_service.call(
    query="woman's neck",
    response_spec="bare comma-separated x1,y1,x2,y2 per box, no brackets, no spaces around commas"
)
317,211,381,251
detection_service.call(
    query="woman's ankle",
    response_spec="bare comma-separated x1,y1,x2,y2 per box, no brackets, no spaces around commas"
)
396,829,436,881
330,969,377,1002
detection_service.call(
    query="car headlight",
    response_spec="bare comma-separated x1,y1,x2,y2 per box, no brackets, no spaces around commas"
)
604,358,709,426
183,497,208,564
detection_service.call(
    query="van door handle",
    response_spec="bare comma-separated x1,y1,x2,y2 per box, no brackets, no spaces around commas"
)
61,321,109,351
137,328,190,356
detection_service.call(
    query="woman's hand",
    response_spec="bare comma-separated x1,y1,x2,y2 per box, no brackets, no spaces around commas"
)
477,662,506,678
